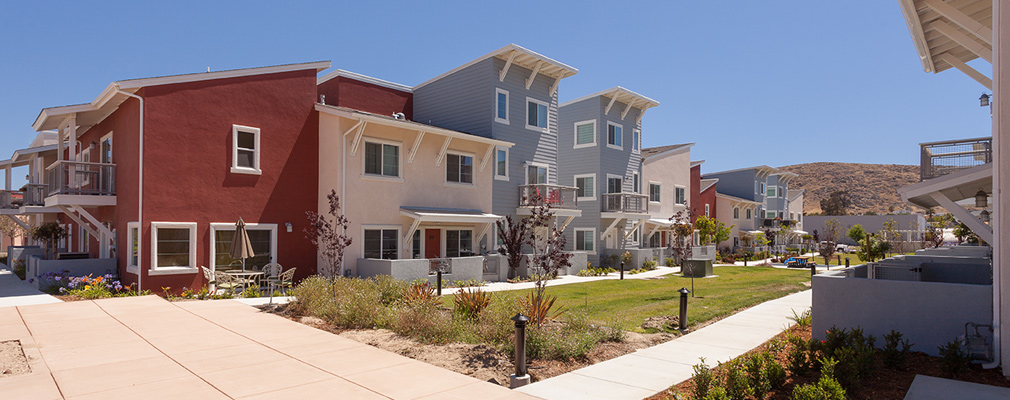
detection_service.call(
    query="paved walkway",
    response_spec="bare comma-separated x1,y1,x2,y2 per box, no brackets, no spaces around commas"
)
0,295,538,399
0,264,61,307
445,266,682,295
516,290,812,400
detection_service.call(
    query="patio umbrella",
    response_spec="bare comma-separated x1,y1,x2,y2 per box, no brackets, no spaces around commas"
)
229,217,255,271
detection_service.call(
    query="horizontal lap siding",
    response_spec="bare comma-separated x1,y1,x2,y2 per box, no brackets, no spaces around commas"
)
413,59,493,139
559,97,603,259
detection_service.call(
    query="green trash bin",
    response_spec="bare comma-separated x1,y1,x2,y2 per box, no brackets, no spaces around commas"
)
682,259,713,277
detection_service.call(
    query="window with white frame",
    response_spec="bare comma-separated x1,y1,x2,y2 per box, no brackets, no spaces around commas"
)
790,213,795,220
527,164,548,184
705,204,711,217
574,120,595,148
127,222,139,272
150,222,197,274
79,225,88,253
648,232,661,248
767,211,777,218
733,207,740,219
575,229,594,252
210,223,277,271
446,153,473,184
767,185,776,198
760,182,766,195
231,125,261,175
607,122,623,149
649,183,661,203
779,187,785,198
607,176,623,193
364,228,399,259
495,147,509,180
526,97,548,131
675,186,686,205
364,140,400,178
495,88,509,124
575,174,596,201
633,130,640,152
412,230,422,259
746,209,752,219
446,229,473,257
633,172,640,193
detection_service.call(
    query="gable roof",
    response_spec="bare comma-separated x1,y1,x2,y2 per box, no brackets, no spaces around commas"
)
700,178,718,193
414,44,578,90
641,143,694,159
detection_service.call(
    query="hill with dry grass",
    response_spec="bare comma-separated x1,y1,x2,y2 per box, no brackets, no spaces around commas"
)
778,162,920,215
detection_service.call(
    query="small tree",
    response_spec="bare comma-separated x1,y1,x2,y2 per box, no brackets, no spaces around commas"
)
29,222,67,259
846,224,866,245
496,215,529,279
0,216,26,246
881,218,902,256
924,210,953,249
801,234,814,253
856,233,891,262
818,218,841,264
668,208,694,266
820,191,851,215
694,215,732,246
305,189,352,278
522,193,572,326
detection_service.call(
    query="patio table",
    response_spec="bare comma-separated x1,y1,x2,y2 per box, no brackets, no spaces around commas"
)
223,270,264,290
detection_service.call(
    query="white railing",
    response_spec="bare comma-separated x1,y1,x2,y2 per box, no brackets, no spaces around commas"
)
46,160,116,196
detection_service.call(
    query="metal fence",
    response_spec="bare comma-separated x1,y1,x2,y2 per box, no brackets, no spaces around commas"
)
601,193,649,213
46,160,117,196
518,184,578,209
920,137,991,181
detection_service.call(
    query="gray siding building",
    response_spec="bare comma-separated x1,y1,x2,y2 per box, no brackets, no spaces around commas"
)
705,166,799,233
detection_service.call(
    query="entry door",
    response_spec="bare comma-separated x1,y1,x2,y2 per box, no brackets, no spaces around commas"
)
424,229,441,258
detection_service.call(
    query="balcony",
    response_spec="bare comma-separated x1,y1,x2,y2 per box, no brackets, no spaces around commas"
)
0,190,21,210
518,184,579,210
601,193,649,214
761,218,795,228
23,184,47,207
920,137,991,181
44,161,117,207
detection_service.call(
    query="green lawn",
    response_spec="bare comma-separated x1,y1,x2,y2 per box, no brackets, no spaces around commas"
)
499,266,810,333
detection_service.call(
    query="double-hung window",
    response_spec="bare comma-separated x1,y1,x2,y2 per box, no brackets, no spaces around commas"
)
127,222,139,273
575,174,595,201
527,165,548,184
733,207,740,219
575,229,594,252
574,120,595,148
633,130,640,152
364,141,400,178
495,88,509,124
364,228,399,259
705,204,711,216
649,183,661,203
446,229,473,257
150,222,198,275
526,97,548,131
231,125,261,175
746,209,752,219
607,177,623,194
767,185,777,198
632,172,640,193
446,153,473,184
607,122,623,149
675,186,686,205
495,147,509,180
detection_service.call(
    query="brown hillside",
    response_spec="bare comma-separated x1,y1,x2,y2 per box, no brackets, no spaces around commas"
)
778,162,920,215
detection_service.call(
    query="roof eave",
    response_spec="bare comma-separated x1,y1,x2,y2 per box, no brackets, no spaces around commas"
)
315,104,514,148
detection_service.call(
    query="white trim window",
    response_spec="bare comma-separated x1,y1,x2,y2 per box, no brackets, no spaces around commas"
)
746,208,752,219
606,122,623,149
675,186,686,205
78,225,89,253
779,186,785,198
607,175,623,194
648,232,661,248
574,228,595,252
649,182,661,203
574,119,596,148
446,152,474,185
446,229,474,258
766,185,777,198
209,223,278,271
363,139,401,179
705,204,711,217
231,125,261,175
632,172,640,193
495,147,509,181
363,226,399,259
526,97,549,132
632,129,640,152
574,174,596,201
526,163,548,184
733,207,740,219
126,222,139,274
767,211,777,219
495,88,509,125
760,182,766,196
150,222,198,275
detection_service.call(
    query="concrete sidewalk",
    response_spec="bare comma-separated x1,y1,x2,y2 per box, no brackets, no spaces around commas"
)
444,266,681,295
516,290,812,400
0,264,61,307
0,295,539,399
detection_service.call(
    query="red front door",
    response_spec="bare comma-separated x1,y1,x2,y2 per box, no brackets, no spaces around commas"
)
424,229,441,259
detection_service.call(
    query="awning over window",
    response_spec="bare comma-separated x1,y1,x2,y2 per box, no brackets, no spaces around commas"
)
400,207,501,224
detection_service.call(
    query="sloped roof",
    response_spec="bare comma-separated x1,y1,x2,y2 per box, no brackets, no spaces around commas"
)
641,143,694,159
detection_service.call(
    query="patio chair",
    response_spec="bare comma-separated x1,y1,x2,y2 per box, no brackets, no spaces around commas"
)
267,267,296,295
214,270,251,295
201,266,216,290
260,263,282,278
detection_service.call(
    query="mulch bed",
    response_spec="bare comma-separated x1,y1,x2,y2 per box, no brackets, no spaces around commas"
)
648,325,1010,400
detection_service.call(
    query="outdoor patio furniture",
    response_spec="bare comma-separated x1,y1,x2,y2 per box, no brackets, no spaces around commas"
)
267,267,296,295
213,270,243,294
201,266,216,287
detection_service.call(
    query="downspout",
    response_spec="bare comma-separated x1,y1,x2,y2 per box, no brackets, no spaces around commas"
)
983,0,1002,371
115,86,143,294
339,118,362,277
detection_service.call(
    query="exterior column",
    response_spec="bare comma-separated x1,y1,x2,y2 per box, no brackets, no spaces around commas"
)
994,0,1010,377
5,165,10,191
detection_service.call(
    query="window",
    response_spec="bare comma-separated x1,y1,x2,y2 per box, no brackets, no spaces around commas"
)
733,207,740,219
790,213,795,221
78,225,89,253
446,230,473,257
574,120,596,148
527,164,548,184
364,141,400,178
779,211,784,218
633,130,640,152
495,88,509,124
755,181,759,194
607,176,623,193
649,183,661,202
412,230,422,259
575,174,596,201
526,97,548,131
632,172,640,193
364,228,399,259
767,211,777,218
231,125,261,175
746,209,752,219
446,153,473,184
780,187,785,198
705,204,710,217
495,147,509,180
648,233,661,248
575,229,595,252
127,222,139,273
607,122,623,149
767,185,776,198
760,182,766,195
210,223,277,271
150,222,197,275
675,187,686,205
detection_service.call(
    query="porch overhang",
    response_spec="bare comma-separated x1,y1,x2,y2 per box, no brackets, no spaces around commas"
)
400,207,501,224
898,0,993,88
44,195,117,208
899,164,992,209
601,211,650,220
517,207,582,218
19,205,62,214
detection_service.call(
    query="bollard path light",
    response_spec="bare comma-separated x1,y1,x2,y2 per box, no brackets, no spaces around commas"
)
510,313,531,388
620,261,625,280
677,287,691,331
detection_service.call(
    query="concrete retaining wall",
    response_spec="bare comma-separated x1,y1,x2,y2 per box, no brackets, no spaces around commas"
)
28,256,118,290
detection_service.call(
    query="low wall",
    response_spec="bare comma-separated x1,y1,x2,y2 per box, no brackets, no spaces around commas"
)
357,256,487,284
8,246,43,266
873,255,991,285
28,255,118,290
812,274,991,356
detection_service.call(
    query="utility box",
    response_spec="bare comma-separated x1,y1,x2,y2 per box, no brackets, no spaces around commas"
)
682,259,713,277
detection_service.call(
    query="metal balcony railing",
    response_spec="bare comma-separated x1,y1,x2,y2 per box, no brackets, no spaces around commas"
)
518,184,579,209
0,190,19,209
24,184,47,206
46,160,116,196
601,193,649,213
920,137,992,181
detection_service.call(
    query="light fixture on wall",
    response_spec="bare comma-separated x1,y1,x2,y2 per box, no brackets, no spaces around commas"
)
980,210,991,224
975,188,988,208
980,93,991,107
285,222,292,233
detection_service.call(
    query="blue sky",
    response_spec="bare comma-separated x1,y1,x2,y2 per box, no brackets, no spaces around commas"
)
0,1,993,181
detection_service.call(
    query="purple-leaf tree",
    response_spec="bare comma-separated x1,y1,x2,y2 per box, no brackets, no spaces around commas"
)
305,189,352,279
496,215,530,279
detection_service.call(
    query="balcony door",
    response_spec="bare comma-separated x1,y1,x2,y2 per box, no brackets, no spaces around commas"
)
527,165,547,185
99,133,113,193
